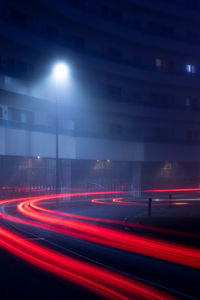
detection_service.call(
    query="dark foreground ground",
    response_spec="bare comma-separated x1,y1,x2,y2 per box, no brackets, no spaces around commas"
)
0,246,102,300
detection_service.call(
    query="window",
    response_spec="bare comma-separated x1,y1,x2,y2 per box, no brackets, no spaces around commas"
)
71,37,85,50
46,24,58,37
17,61,27,75
186,0,198,9
155,58,162,68
9,108,21,122
191,98,200,109
150,93,174,107
7,57,15,71
0,107,2,119
133,92,141,100
132,19,142,29
107,48,122,59
156,128,169,140
186,64,196,73
108,123,122,135
107,85,122,97
9,8,27,25
186,97,191,110
23,111,34,124
133,55,142,66
69,0,87,9
8,8,33,27
155,58,174,71
148,22,174,37
186,31,198,42
165,0,178,3
101,5,122,22
186,129,199,141
28,63,35,76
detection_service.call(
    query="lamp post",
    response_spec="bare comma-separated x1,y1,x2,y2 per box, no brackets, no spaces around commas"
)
52,62,70,194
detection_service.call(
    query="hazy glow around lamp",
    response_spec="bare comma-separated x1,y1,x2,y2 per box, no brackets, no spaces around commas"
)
53,62,70,81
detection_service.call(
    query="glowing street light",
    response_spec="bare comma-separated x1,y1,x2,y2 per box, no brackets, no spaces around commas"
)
53,62,70,82
52,62,70,195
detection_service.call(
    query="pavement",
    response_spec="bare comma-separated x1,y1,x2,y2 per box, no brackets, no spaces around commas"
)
0,193,200,299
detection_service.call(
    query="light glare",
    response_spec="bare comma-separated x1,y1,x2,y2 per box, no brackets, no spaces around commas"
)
53,62,69,81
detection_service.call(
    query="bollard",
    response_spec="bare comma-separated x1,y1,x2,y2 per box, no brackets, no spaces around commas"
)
169,194,172,208
148,198,152,216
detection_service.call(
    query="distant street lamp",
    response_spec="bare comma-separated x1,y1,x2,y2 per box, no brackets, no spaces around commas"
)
52,62,70,193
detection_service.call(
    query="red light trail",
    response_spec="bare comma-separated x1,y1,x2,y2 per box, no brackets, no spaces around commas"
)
25,194,200,239
0,225,172,300
15,193,200,270
0,192,179,300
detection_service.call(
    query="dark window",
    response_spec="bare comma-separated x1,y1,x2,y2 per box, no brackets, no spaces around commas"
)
7,57,15,71
133,92,141,100
186,97,191,110
185,0,198,9
101,5,122,22
156,128,169,140
69,0,87,9
165,0,178,3
10,8,27,23
107,48,122,59
107,85,122,97
133,55,143,66
191,98,200,110
108,123,122,135
17,61,27,75
9,8,34,26
28,63,35,76
148,22,174,37
186,129,199,141
132,19,142,29
155,58,174,71
186,31,198,42
186,130,193,141
150,93,174,106
131,126,142,138
46,24,58,37
26,111,34,124
9,108,21,122
71,37,85,50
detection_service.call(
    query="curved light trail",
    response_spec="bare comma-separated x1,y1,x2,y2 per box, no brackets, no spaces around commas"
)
0,192,179,300
24,195,200,240
0,224,172,300
17,193,200,270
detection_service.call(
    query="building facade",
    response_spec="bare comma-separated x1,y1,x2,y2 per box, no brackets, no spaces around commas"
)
0,0,200,191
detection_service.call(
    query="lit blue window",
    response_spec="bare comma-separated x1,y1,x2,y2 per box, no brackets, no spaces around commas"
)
186,64,196,73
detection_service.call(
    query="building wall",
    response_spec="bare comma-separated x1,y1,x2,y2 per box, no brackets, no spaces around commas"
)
0,0,200,189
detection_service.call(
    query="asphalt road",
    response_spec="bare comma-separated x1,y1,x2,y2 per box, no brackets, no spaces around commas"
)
0,193,200,300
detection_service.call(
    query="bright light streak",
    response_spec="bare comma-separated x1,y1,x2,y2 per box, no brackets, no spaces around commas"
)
173,202,189,205
16,193,200,270
0,194,176,300
0,225,172,300
144,188,200,192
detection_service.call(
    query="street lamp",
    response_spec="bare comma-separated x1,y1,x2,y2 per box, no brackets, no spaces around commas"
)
52,62,70,194
53,62,70,82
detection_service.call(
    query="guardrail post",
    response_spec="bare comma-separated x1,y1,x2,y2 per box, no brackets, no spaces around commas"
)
148,198,152,216
169,194,172,208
